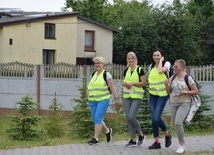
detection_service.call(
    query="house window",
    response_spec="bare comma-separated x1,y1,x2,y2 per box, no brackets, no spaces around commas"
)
45,23,55,39
9,38,13,45
85,30,95,52
43,50,55,64
76,57,93,65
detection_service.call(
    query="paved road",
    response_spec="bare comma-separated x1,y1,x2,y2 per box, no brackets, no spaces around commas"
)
0,135,214,155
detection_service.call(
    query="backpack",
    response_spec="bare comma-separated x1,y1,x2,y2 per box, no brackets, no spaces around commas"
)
91,70,110,92
148,62,174,78
171,74,201,124
171,74,199,91
167,65,174,78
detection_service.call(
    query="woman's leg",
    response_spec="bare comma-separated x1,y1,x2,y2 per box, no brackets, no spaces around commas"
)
154,96,169,132
94,99,110,138
124,98,134,139
88,101,98,123
174,102,190,145
149,95,170,149
128,99,142,136
149,94,159,138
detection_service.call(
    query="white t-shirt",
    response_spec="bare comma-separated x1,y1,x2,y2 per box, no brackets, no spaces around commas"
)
106,72,112,80
149,61,171,71
164,61,171,71
170,76,195,103
90,71,112,80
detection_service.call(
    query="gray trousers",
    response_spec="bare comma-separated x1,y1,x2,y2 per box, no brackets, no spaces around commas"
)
171,102,190,143
124,98,142,138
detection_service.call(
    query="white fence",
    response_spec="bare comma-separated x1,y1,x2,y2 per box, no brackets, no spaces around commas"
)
0,62,213,116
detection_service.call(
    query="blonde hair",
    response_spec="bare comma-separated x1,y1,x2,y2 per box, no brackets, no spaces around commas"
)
93,56,105,64
175,59,186,68
126,51,138,66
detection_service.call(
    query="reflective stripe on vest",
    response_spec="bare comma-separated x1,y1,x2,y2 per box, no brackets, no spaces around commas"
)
88,70,110,101
123,67,144,99
148,67,168,96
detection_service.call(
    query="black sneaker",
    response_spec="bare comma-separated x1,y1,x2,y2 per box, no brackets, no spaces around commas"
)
148,142,161,149
138,135,146,145
106,128,112,142
125,140,137,147
88,138,99,145
165,133,172,147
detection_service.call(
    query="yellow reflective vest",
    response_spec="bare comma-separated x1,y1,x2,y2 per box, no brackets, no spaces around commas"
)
123,67,144,99
148,66,168,96
88,70,110,101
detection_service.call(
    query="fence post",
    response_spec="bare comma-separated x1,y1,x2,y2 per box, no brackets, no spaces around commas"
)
36,65,41,115
186,66,190,74
82,65,87,89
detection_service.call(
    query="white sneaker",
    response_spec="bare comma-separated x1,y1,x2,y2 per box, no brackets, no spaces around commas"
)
176,145,185,154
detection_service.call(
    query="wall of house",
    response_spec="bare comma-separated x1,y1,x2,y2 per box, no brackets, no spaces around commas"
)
3,23,45,64
46,17,77,64
77,18,113,63
1,16,106,65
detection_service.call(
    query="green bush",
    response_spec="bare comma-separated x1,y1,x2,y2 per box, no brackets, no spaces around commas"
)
44,95,67,138
7,95,44,140
105,98,127,134
69,77,94,138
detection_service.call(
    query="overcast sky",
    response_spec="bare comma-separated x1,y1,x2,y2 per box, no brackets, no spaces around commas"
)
0,0,173,12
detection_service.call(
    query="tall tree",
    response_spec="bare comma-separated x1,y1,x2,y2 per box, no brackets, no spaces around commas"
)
153,3,204,65
186,0,214,18
112,0,159,65
186,0,214,64
66,0,109,23
65,0,214,65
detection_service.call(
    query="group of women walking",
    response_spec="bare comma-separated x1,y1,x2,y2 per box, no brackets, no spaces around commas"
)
86,48,199,154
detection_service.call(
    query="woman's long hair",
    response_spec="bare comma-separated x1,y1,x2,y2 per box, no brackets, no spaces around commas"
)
126,51,138,67
151,48,166,69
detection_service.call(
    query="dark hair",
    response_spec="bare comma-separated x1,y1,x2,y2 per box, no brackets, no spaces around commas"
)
151,48,166,69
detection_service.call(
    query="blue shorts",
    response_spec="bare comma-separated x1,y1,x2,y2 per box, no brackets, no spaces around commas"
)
88,99,110,124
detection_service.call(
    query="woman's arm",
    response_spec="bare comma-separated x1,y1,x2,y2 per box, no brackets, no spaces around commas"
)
107,78,120,105
165,78,172,94
158,57,169,74
180,83,198,95
132,75,146,87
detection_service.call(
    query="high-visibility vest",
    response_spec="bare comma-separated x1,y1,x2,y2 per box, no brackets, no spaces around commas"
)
123,67,144,99
88,70,110,101
148,66,168,96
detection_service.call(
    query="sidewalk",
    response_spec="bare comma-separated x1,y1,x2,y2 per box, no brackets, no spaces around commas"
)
0,135,213,155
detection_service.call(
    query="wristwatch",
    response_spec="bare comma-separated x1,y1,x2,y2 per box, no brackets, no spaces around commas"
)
185,91,188,95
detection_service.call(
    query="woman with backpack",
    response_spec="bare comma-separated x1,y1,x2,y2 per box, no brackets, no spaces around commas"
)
87,56,120,145
122,51,147,147
165,59,199,154
148,48,172,149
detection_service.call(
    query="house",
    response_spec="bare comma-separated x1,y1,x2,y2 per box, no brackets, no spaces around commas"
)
0,8,120,65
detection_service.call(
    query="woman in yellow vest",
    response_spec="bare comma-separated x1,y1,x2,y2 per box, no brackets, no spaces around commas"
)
148,48,172,149
122,51,146,147
87,57,120,145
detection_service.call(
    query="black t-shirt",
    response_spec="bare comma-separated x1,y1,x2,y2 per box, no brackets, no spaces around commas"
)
123,67,145,81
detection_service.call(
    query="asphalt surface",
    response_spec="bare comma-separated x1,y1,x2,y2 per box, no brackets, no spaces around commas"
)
0,135,214,155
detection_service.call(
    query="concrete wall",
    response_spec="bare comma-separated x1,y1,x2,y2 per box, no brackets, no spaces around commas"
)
164,81,214,115
0,66,213,116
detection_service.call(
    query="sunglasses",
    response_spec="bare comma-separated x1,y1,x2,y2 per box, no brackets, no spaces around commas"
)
94,62,102,65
